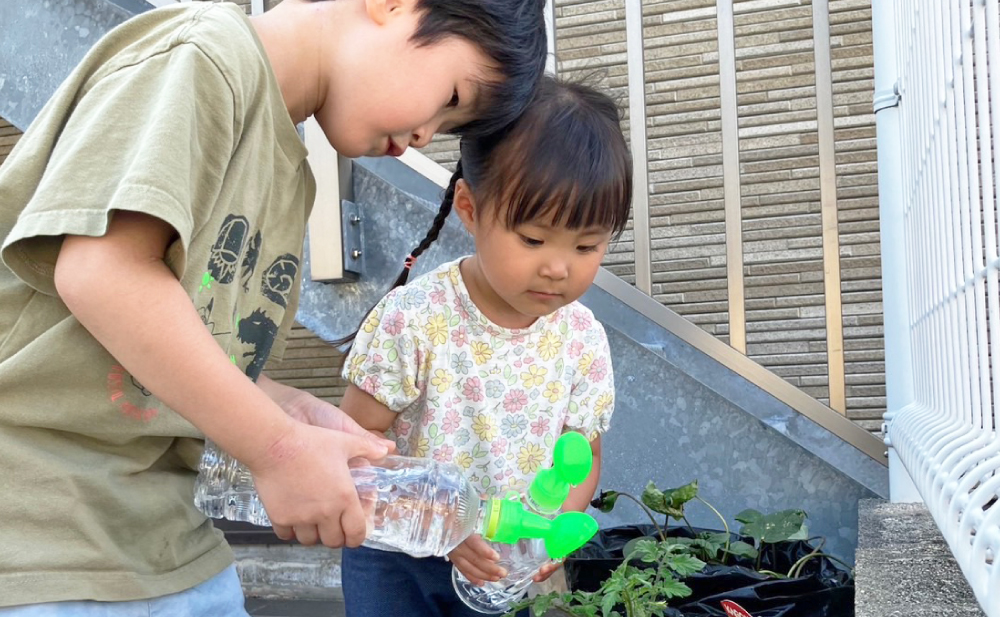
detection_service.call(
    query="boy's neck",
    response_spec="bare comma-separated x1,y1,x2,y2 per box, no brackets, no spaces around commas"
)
250,0,346,125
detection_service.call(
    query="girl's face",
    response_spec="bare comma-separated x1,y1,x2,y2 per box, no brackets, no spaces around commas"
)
454,181,613,329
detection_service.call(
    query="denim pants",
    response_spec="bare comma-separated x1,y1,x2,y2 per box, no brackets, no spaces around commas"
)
342,546,530,617
0,565,249,617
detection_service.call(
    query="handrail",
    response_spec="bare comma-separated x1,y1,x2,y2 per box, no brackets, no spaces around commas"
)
395,148,888,466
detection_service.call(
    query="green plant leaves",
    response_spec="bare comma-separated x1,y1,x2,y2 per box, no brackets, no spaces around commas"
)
641,480,698,521
591,490,621,513
724,540,758,559
736,508,808,544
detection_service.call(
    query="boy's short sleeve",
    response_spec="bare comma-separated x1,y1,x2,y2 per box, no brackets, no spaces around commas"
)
342,289,426,412
563,322,615,441
1,42,237,294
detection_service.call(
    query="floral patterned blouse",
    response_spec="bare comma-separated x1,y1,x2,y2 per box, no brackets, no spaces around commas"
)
343,258,615,498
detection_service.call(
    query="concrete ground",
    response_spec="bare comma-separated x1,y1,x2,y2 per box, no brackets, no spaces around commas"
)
855,498,986,616
245,598,346,617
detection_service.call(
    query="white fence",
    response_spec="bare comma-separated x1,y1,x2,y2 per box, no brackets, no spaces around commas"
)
874,0,1000,614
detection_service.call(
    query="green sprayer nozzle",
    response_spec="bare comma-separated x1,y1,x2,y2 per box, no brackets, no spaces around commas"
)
484,498,599,559
528,432,593,513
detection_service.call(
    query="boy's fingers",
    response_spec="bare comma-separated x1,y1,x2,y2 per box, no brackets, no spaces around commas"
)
293,524,320,546
339,495,369,547
307,408,394,452
273,524,295,542
344,432,390,461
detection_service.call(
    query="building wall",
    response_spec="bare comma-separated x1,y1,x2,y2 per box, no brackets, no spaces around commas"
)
428,0,884,433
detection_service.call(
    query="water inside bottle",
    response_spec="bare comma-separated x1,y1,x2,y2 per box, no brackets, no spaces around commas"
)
195,443,483,557
351,457,482,557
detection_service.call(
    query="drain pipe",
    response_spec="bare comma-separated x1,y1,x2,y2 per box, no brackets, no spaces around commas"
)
872,0,921,503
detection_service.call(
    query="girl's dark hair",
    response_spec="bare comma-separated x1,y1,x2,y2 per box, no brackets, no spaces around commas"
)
335,76,632,348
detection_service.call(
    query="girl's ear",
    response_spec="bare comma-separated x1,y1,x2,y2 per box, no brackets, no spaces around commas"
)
452,179,478,234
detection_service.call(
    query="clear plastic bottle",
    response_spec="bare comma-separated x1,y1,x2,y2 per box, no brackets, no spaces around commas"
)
452,432,596,614
194,440,597,561
195,441,482,557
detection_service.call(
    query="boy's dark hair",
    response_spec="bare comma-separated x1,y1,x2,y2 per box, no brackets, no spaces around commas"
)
411,0,548,136
335,76,632,348
312,0,547,137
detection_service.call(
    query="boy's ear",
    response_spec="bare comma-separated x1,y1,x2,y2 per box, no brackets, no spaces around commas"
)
364,0,416,26
452,179,477,234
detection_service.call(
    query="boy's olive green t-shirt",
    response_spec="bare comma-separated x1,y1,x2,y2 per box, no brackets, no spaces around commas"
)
0,3,315,605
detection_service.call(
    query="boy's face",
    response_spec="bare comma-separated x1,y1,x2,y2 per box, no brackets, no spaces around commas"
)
316,0,498,158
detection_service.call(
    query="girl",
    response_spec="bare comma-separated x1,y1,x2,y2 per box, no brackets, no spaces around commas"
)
338,76,632,617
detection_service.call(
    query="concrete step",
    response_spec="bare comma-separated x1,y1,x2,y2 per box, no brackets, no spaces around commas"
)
245,598,345,617
855,498,985,617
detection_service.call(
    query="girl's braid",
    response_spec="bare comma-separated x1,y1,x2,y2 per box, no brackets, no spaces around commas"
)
333,161,464,349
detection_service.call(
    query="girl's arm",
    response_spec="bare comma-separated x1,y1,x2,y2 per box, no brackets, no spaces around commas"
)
562,434,602,512
340,384,398,434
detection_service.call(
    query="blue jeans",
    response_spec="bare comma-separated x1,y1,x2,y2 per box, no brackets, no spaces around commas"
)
342,546,529,617
0,565,249,617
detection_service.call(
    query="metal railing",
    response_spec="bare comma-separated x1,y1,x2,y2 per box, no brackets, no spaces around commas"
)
874,0,1000,613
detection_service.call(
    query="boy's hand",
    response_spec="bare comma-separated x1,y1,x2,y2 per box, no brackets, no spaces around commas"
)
448,534,506,586
260,377,394,452
248,379,395,548
248,418,390,548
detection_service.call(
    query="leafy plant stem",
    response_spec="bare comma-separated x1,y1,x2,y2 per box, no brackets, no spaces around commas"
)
681,515,697,538
623,589,637,617
791,552,855,577
695,496,731,559
787,538,826,578
619,492,666,541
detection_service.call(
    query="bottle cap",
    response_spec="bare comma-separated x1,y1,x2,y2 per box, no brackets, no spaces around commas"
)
484,498,599,560
528,432,593,512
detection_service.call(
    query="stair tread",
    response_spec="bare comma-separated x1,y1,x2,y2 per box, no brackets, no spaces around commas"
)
245,599,345,617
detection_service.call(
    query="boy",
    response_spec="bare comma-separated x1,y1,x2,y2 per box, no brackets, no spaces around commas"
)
0,0,546,613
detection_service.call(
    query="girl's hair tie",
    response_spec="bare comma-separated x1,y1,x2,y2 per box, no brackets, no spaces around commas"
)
404,254,418,271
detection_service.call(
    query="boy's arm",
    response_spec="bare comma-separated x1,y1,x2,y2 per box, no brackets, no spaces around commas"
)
339,384,398,434
562,435,602,512
55,210,390,547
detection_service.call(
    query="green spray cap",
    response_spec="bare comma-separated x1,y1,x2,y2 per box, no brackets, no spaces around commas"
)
528,432,593,513
483,498,599,559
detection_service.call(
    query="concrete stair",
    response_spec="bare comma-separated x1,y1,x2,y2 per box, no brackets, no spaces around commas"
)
855,499,985,617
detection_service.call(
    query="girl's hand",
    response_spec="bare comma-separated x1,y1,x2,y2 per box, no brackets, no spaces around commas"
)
533,560,564,583
448,534,506,586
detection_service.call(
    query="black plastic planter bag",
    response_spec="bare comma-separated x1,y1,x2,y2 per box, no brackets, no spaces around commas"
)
564,525,854,617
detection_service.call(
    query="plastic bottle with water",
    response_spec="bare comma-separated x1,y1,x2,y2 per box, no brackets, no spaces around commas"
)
452,432,597,614
194,439,597,560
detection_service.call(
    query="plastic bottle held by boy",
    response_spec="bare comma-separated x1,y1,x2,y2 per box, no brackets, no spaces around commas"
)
452,432,598,614
195,441,481,557
194,440,597,560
